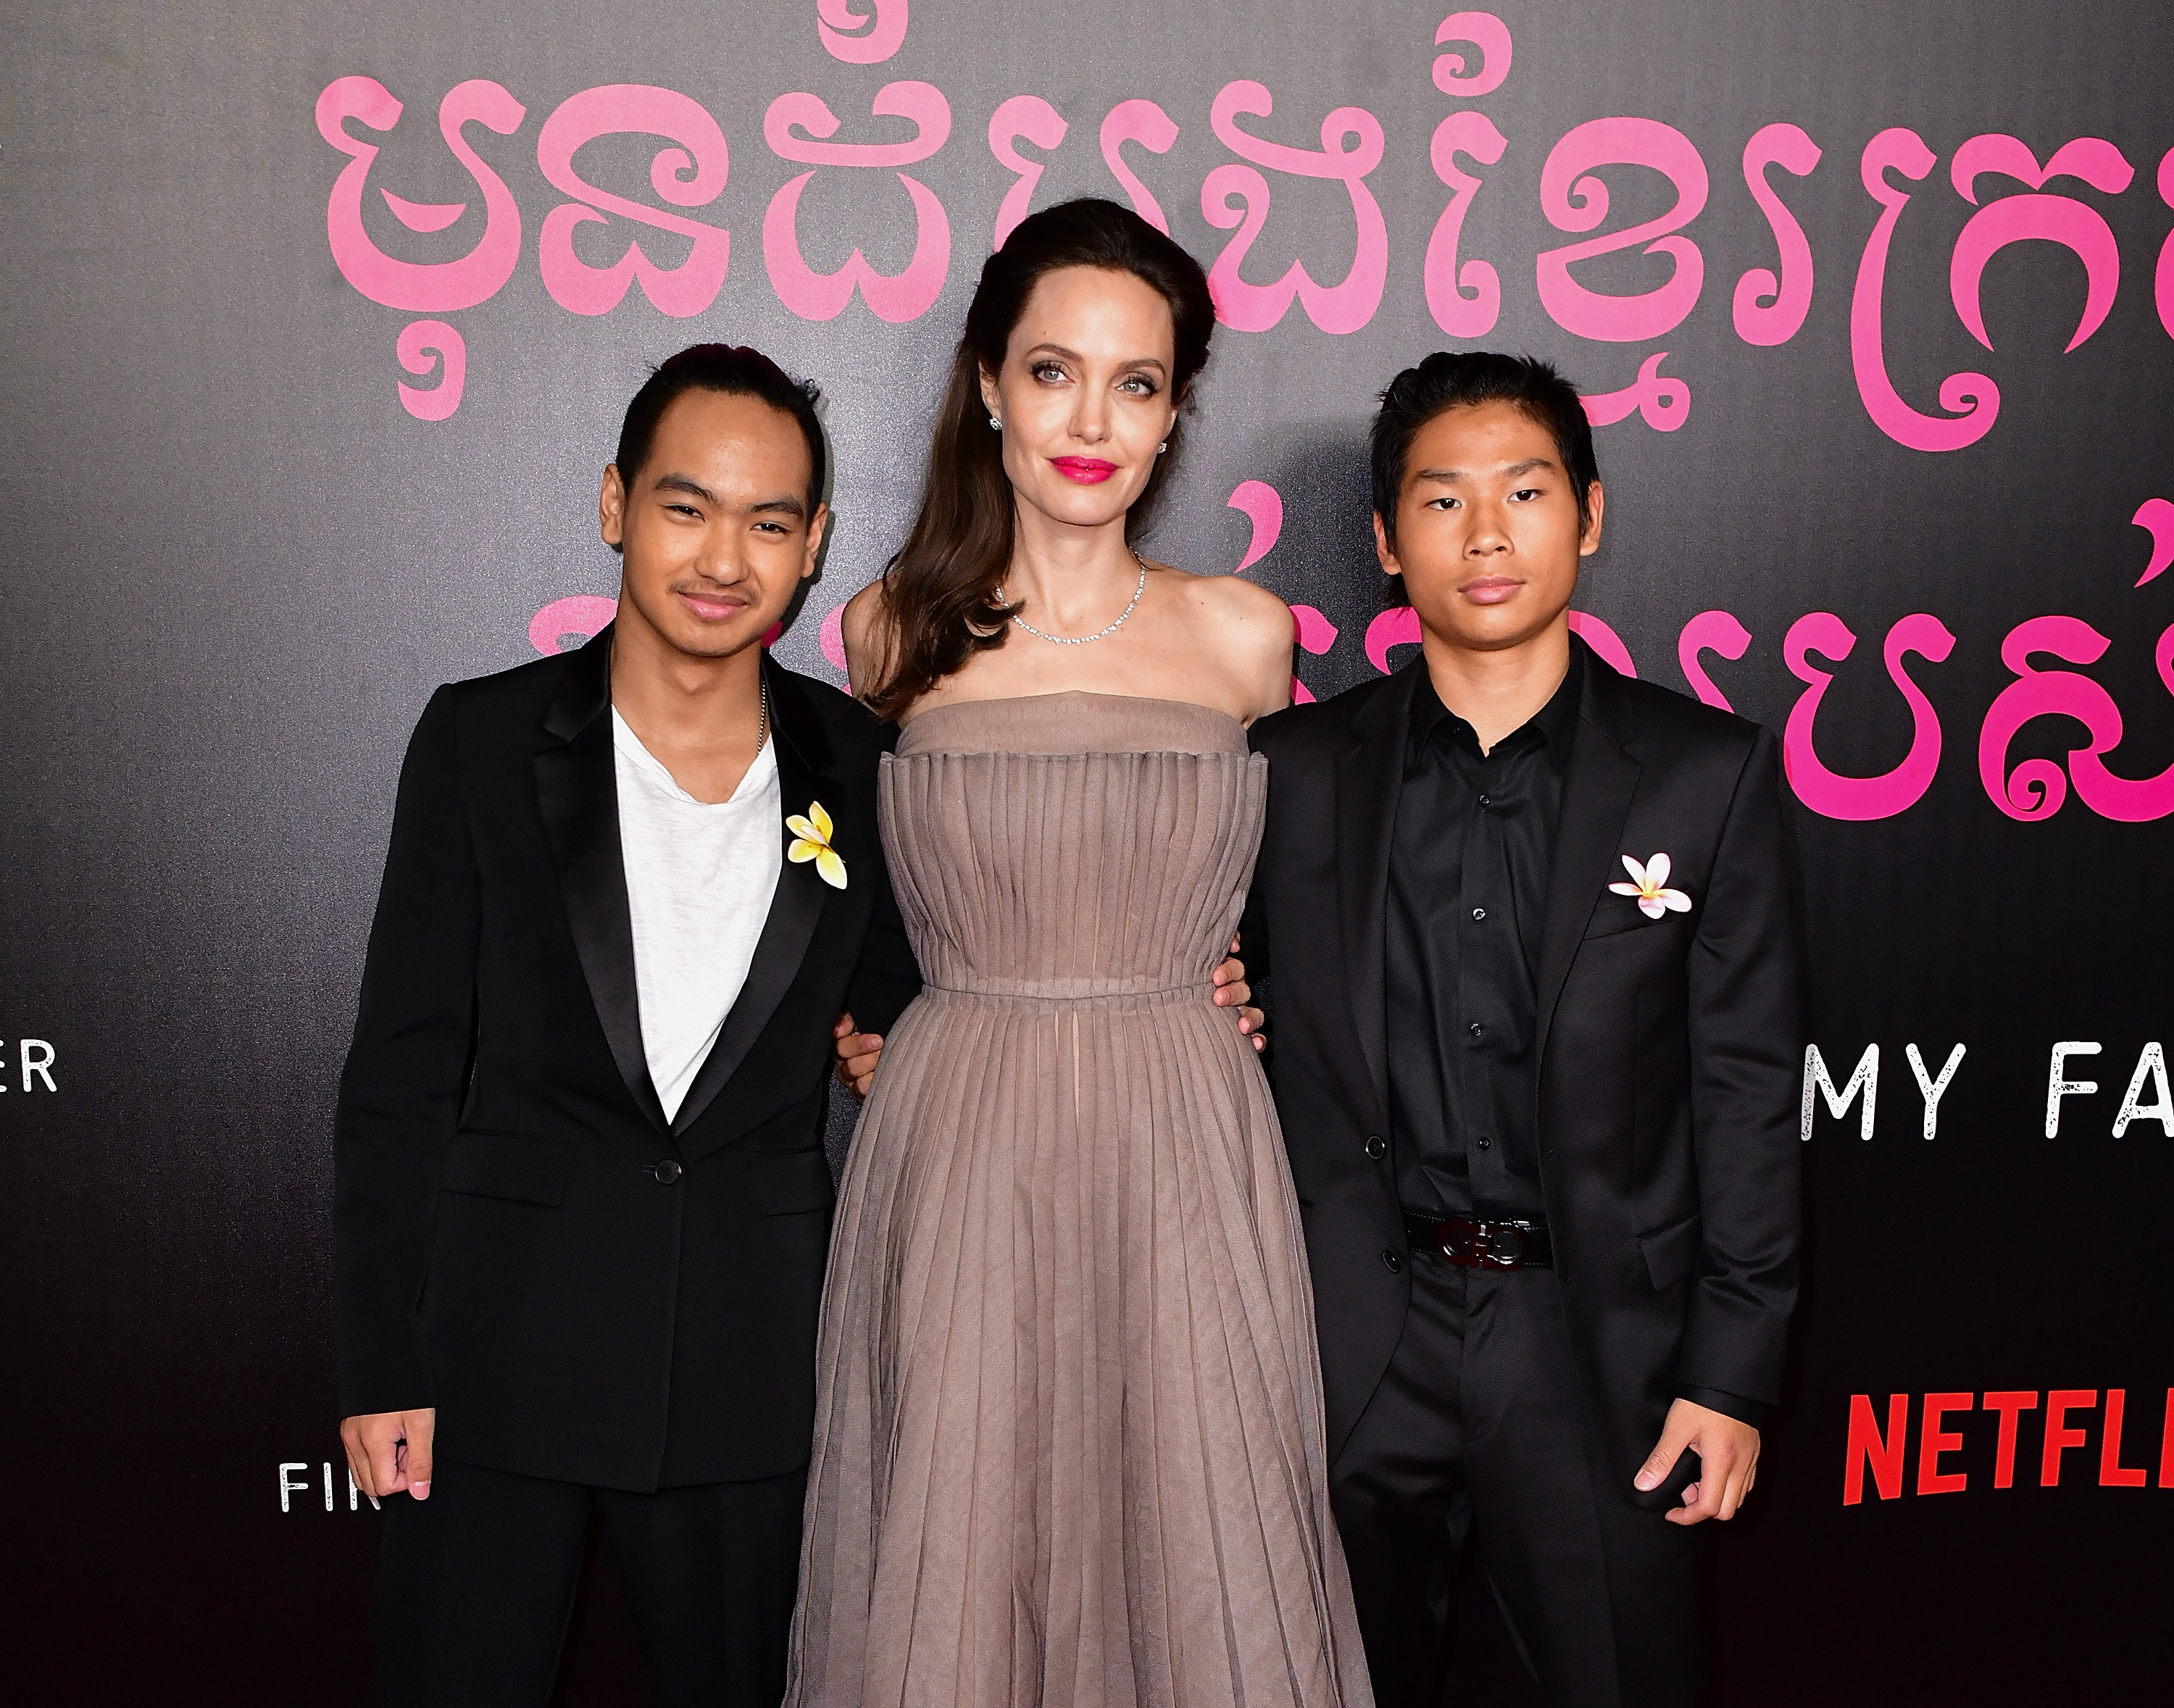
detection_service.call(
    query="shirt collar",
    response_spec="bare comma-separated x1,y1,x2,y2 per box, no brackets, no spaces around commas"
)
1405,641,1584,765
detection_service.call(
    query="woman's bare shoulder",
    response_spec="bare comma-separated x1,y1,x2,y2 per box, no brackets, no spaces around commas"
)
841,576,888,629
841,578,896,701
1161,566,1289,653
1151,565,1293,719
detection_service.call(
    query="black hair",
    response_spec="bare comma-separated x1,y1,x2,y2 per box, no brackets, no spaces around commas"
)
1370,351,1598,546
612,343,828,536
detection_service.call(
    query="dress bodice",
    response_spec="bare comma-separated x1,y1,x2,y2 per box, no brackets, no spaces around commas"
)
881,692,1267,1001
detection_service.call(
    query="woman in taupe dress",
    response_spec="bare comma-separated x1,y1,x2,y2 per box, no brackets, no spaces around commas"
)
786,199,1373,1708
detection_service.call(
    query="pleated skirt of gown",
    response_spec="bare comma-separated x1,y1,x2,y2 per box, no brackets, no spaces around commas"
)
786,693,1372,1708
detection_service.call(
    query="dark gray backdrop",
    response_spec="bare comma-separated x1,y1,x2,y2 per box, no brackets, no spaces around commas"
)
4,1,2170,1700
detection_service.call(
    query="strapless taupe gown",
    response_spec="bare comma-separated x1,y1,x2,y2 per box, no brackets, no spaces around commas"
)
785,693,1372,1708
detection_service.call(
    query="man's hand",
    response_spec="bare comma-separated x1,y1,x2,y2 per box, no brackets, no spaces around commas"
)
341,1406,436,1501
1636,1398,1759,1525
1212,935,1267,1054
834,1012,883,1099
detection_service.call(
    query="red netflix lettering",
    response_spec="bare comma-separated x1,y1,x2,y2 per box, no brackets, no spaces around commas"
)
2099,1389,2148,1486
1916,1392,1970,1495
2040,1389,2096,1486
1843,1392,1907,1504
2160,1388,2174,1487
1982,1390,2038,1488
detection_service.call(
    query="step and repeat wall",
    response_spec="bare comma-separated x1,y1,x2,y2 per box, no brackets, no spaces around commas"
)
4,0,2168,1699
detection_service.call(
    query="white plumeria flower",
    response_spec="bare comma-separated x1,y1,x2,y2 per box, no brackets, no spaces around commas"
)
1608,851,1692,920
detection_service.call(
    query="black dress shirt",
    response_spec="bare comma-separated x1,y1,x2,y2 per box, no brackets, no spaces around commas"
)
1380,649,1764,1428
1385,651,1580,1222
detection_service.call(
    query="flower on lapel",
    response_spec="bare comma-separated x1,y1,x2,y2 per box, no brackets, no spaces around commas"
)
1609,852,1691,920
787,801,847,889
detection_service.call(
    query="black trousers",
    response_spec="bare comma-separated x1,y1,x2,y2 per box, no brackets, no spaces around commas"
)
1330,1255,1702,1708
374,1457,807,1708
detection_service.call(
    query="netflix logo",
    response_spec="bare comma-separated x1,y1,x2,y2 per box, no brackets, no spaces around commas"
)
1843,1388,2174,1504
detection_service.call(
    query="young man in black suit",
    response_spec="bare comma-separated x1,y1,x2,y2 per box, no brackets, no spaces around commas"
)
1243,353,1803,1707
334,344,922,1707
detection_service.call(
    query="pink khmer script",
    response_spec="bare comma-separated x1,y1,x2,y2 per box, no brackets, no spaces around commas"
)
1202,81,1388,335
1783,613,1955,820
1979,617,2174,822
1851,128,1999,453
1948,134,2133,355
1733,124,1821,346
318,77,525,312
536,85,731,318
764,81,951,322
1536,117,1708,343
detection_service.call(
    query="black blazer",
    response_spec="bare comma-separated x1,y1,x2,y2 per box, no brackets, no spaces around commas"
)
333,628,920,1492
1244,638,1804,1480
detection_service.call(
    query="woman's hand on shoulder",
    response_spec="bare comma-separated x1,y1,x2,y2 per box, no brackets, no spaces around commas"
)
1182,572,1293,722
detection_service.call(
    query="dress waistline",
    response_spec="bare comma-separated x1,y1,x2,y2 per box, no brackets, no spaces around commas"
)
917,980,1217,1012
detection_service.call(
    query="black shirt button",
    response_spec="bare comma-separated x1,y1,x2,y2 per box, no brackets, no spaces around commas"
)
1476,1135,1493,1150
1467,1021,1485,1038
1381,1249,1403,1274
1478,793,1493,809
1471,907,1488,922
1365,1134,1387,1160
650,1159,683,1184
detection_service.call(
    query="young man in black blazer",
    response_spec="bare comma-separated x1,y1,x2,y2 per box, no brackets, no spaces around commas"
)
1243,353,1803,1707
334,345,921,1707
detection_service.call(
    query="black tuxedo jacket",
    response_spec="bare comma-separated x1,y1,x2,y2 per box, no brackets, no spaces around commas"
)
333,628,920,1492
1244,638,1804,1480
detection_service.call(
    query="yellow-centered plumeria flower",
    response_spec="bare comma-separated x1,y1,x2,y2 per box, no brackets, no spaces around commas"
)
787,801,847,889
1608,851,1692,920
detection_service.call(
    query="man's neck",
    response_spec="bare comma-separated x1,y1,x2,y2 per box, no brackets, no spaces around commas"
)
609,607,764,761
1418,616,1572,754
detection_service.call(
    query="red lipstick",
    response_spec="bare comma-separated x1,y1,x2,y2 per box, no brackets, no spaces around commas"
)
1049,456,1118,485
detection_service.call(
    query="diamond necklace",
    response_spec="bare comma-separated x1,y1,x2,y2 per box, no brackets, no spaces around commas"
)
1005,552,1148,646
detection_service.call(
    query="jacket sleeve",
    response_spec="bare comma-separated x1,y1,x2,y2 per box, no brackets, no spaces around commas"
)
332,687,480,1417
1681,725,1804,1407
1236,717,1277,992
844,720,922,1039
846,831,923,1040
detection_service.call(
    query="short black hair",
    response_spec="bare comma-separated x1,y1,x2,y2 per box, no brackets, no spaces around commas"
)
613,343,828,522
1370,351,1597,546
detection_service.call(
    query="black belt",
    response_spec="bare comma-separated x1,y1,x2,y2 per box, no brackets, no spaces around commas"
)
1403,1211,1554,1270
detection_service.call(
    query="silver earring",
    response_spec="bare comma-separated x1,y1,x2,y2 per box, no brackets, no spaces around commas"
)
1158,441,1168,454
990,415,1002,430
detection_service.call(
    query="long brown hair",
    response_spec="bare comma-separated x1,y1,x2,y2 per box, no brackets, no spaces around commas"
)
862,198,1216,717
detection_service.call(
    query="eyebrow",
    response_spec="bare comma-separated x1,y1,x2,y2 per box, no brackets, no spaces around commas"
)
1025,341,1169,378
652,473,807,519
1411,457,1556,483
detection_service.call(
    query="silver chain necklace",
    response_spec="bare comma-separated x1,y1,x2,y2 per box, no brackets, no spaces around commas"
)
1005,552,1148,646
756,673,770,751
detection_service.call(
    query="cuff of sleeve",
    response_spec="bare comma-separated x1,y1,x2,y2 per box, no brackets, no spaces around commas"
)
1676,1385,1765,1427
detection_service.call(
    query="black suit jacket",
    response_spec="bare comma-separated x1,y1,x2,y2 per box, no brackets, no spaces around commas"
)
333,628,920,1491
1244,638,1803,1480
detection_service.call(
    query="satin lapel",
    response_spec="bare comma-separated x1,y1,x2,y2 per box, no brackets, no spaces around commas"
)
1533,654,1644,1066
533,628,670,1131
669,660,836,1138
1334,663,1423,1125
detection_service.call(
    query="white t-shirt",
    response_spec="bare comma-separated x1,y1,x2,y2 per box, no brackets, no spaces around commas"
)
612,709,783,1122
